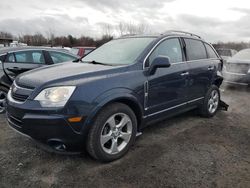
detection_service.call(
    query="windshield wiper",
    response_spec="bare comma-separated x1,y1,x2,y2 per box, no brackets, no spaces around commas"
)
73,58,82,63
84,60,113,66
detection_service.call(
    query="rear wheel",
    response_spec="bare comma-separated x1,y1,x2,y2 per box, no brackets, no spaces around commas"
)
0,86,8,114
87,103,137,162
199,85,220,117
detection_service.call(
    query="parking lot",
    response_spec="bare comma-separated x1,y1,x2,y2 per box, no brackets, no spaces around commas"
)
0,85,249,188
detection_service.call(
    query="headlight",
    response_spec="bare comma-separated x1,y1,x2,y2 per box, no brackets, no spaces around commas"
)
34,86,76,107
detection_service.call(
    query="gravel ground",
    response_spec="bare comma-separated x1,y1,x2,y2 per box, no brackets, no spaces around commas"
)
0,85,249,188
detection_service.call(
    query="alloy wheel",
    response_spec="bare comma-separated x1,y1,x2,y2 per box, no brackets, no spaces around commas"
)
208,90,219,114
100,113,132,155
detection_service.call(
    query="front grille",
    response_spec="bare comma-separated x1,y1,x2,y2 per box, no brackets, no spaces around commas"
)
7,113,23,128
10,81,34,102
225,63,250,74
11,92,29,102
15,83,35,90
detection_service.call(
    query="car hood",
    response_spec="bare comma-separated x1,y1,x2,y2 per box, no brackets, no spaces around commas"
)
15,62,124,88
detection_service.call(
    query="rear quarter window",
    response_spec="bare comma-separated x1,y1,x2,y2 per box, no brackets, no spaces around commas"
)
204,43,218,59
0,54,6,62
6,53,15,62
184,39,207,61
49,51,76,64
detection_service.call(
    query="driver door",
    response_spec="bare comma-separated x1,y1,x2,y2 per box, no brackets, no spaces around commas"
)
144,38,189,117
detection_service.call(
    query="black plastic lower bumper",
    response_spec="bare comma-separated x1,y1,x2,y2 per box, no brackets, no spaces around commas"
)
6,111,85,152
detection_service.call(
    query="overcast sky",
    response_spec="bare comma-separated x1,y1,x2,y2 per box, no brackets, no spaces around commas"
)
0,0,250,42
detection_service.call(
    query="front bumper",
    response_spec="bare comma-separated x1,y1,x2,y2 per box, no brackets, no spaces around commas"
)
6,98,86,152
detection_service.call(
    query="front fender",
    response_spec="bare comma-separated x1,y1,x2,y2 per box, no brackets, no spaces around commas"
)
83,87,143,129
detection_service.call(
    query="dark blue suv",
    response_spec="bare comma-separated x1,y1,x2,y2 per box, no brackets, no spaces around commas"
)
6,31,223,162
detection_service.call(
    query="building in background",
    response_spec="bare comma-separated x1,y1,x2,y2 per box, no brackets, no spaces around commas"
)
0,37,13,47
9,41,27,47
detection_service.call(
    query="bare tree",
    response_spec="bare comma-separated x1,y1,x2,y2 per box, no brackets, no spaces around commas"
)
116,22,148,36
117,22,126,36
213,41,250,51
100,23,114,38
46,28,55,46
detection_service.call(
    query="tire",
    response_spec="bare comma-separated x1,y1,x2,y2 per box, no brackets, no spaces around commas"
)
199,85,220,118
87,102,137,162
0,86,9,114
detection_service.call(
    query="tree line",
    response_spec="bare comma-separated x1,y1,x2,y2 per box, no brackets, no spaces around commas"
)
0,22,149,47
212,42,250,51
0,32,112,47
1,27,250,50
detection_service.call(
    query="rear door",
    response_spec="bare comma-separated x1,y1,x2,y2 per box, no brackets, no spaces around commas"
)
183,38,214,101
145,37,189,116
3,50,46,80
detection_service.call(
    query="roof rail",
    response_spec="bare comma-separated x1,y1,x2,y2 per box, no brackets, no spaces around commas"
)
162,30,201,39
120,34,138,37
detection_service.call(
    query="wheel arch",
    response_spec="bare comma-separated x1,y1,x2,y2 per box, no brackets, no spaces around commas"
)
212,74,223,88
85,89,144,132
107,97,143,130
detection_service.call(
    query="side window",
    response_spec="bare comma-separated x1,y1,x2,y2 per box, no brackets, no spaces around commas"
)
204,43,218,59
184,39,207,61
6,53,15,62
32,51,45,63
49,51,76,64
84,49,92,55
14,51,45,64
148,38,183,65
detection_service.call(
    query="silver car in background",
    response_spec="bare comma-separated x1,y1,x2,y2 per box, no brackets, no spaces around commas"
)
223,48,250,86
217,48,238,61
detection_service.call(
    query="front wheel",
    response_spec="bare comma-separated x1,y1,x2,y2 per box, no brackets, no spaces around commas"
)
87,103,137,162
199,85,220,117
0,86,8,114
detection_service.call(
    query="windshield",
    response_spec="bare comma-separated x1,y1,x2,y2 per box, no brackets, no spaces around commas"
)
231,49,250,61
82,37,155,65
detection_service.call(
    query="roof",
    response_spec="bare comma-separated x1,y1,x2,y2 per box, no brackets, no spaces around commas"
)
72,46,96,49
0,46,78,57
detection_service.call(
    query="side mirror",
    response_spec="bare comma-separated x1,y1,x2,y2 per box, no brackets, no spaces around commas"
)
149,56,171,75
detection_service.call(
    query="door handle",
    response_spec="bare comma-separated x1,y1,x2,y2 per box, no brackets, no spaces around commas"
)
208,66,214,71
180,72,189,76
7,67,22,71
